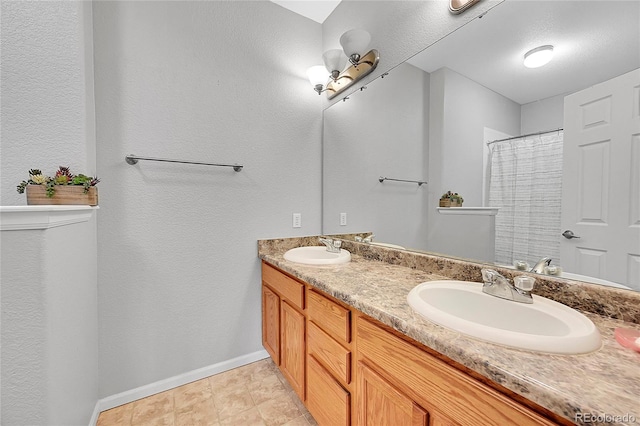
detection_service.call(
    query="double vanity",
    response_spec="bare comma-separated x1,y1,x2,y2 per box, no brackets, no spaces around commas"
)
258,236,640,426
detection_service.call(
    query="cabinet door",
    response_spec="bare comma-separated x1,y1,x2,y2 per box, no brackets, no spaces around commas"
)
357,361,428,426
356,317,556,426
262,285,280,364
281,300,306,401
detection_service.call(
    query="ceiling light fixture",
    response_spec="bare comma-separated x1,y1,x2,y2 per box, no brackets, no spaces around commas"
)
306,29,379,98
523,45,554,68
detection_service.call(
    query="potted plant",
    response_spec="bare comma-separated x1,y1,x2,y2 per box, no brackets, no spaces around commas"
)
17,167,100,206
439,191,464,207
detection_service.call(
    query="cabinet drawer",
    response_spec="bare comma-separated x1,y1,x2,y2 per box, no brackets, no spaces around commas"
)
307,290,350,343
262,263,304,310
307,354,350,426
356,317,556,426
308,321,351,384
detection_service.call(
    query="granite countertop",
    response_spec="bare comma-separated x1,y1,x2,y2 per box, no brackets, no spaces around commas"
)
258,238,640,426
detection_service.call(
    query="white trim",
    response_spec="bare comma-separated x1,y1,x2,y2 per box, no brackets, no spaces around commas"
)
89,350,270,425
437,207,499,216
0,205,98,231
88,405,101,426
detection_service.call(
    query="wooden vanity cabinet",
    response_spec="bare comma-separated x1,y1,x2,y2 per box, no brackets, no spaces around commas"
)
262,262,561,426
355,316,559,426
261,263,306,401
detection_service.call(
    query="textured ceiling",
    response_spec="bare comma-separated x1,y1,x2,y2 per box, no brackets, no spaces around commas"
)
407,1,640,105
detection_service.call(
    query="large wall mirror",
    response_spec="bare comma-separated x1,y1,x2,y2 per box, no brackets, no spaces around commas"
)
323,0,640,291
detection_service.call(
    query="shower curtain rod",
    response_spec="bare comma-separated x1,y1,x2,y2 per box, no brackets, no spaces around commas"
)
486,128,563,145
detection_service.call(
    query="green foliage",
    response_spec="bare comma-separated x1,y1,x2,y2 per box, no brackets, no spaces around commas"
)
16,181,28,194
16,166,100,197
440,190,464,203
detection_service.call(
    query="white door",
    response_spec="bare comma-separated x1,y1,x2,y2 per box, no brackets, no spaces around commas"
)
560,68,640,290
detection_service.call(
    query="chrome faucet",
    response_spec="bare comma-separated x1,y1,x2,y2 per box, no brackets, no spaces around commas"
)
530,257,552,274
354,234,375,244
481,269,535,304
319,238,342,253
362,234,375,244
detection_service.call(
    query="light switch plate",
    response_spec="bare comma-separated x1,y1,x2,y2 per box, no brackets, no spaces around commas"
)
293,213,301,228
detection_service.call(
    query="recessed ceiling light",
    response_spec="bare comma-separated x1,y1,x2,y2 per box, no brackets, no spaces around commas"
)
523,45,554,68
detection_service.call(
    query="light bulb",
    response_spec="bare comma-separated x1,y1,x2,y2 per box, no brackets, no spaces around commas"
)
307,65,329,94
524,45,554,68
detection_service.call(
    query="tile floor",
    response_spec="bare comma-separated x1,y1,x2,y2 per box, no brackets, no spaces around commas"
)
97,358,317,426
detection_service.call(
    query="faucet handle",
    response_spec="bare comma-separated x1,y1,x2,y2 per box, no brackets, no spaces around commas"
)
481,269,501,283
333,240,342,249
514,260,530,271
514,276,535,292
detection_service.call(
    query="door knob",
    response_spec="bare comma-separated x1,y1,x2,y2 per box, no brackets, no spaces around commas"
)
562,230,580,239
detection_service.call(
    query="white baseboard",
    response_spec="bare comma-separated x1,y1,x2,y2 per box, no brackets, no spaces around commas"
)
89,404,101,426
89,350,269,425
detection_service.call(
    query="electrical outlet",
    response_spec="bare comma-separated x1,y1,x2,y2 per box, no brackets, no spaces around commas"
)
292,213,301,228
340,212,347,226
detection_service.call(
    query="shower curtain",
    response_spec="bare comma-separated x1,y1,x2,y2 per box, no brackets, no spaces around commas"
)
488,131,564,267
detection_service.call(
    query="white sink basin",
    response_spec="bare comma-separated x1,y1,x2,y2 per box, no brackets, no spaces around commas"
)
407,280,601,354
284,246,351,265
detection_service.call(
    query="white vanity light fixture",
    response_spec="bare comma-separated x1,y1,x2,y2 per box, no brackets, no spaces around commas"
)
524,45,554,68
307,28,379,97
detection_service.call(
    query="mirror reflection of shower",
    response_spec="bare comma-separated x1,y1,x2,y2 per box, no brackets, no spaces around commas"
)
486,129,563,270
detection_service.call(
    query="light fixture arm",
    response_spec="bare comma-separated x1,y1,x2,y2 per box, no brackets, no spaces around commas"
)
325,49,379,99
348,53,361,66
